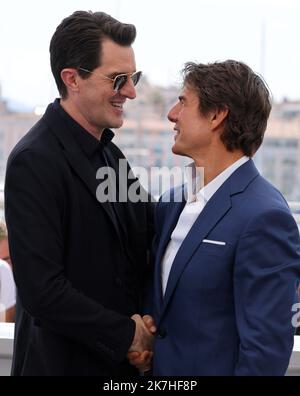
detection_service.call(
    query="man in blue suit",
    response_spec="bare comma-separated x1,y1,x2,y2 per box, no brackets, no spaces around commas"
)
130,60,300,375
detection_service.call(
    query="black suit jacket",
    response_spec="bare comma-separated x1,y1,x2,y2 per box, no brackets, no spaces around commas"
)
5,102,154,376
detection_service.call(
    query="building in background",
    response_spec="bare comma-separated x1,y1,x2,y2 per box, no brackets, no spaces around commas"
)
1,81,300,210
255,100,300,201
0,86,40,180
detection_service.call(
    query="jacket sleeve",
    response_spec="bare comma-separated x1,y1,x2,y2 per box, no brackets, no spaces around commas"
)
233,208,300,375
5,149,135,363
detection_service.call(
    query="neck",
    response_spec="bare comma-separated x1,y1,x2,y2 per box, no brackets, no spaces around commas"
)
60,99,103,140
194,150,245,185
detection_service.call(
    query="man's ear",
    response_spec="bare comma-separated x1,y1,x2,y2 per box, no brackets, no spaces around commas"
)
210,108,229,130
60,68,79,94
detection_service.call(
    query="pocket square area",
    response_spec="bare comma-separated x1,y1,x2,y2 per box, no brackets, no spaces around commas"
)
202,239,226,246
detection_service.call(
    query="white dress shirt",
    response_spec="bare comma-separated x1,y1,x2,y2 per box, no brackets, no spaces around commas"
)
161,156,249,295
0,258,16,316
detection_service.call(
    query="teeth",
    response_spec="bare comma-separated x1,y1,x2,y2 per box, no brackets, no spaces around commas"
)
112,103,122,108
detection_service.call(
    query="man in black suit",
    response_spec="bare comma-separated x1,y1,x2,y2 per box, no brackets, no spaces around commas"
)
5,10,154,376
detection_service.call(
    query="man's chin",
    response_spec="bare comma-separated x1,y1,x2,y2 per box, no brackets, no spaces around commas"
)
172,145,189,159
172,144,184,156
110,119,124,129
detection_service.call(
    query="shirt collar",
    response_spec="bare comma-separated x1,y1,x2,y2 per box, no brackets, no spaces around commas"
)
53,98,114,158
185,156,250,204
185,163,204,204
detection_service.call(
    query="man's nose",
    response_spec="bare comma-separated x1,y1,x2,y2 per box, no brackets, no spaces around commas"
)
168,104,178,122
119,78,136,99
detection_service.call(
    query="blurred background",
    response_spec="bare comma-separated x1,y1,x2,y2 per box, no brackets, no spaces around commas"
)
1,0,300,228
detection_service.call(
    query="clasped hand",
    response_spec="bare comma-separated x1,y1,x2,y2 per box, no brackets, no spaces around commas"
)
128,314,156,372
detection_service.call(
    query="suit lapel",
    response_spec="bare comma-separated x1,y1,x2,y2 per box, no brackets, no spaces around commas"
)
102,146,129,241
154,187,186,318
158,159,259,321
161,183,232,317
43,104,123,244
155,189,186,271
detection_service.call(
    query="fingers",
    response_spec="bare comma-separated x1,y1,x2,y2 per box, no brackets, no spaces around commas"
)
129,314,154,353
128,315,155,372
142,315,156,334
127,350,153,372
128,350,149,363
127,351,140,360
139,350,153,372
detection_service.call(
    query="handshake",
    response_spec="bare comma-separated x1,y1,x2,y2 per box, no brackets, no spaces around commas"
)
127,314,157,373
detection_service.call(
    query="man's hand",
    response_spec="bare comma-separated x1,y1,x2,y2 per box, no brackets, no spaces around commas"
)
128,315,156,372
142,314,156,334
129,314,154,353
127,350,153,372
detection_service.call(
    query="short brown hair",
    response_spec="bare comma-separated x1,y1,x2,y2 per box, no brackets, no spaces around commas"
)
50,11,136,98
183,60,272,156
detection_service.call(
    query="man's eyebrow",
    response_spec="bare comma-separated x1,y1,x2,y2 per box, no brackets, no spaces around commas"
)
109,71,134,78
105,72,119,78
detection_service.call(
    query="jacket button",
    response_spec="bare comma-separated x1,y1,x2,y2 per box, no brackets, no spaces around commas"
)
157,329,167,338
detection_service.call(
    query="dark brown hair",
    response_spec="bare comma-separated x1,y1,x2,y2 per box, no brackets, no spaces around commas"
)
183,60,272,156
50,11,136,98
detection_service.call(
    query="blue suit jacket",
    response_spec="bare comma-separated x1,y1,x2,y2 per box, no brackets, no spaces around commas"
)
152,160,300,375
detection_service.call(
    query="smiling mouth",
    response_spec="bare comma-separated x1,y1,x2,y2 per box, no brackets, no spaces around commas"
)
111,103,124,109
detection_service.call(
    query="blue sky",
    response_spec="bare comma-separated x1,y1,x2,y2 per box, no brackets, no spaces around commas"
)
0,0,299,107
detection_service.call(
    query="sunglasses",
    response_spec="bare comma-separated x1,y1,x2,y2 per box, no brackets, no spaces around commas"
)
78,67,142,91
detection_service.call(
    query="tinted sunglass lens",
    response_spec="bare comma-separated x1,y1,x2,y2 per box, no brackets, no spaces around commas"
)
132,71,142,86
113,72,142,90
114,75,127,91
